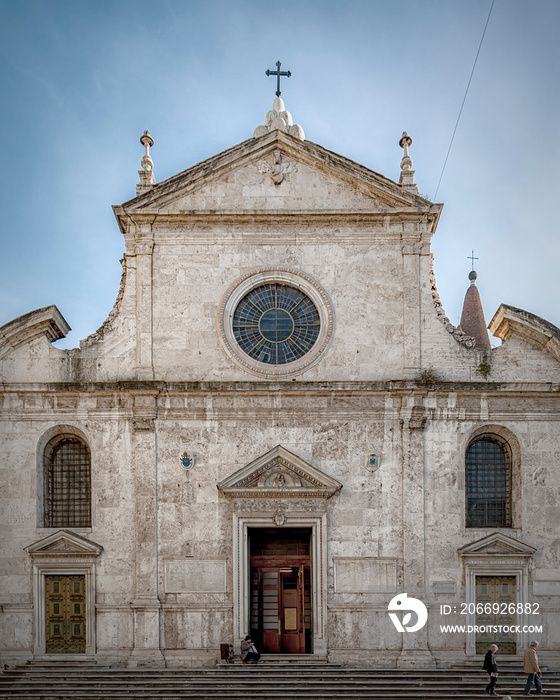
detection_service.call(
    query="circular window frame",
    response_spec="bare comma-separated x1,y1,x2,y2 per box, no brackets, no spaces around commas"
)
219,268,333,378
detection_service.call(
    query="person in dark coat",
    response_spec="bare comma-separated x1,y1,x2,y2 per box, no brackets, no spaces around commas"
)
483,644,500,696
240,635,260,664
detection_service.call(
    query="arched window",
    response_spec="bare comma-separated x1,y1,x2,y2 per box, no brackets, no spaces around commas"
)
466,436,511,528
44,436,91,528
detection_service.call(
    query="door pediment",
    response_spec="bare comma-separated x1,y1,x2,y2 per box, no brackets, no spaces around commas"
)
217,445,342,499
25,530,103,559
458,532,536,558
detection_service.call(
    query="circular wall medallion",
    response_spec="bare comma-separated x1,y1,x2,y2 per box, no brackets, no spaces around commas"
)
219,269,333,377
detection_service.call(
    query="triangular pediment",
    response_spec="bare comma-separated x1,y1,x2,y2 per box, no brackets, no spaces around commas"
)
489,304,560,363
0,305,70,359
217,445,342,499
25,530,103,558
114,131,439,226
458,532,536,557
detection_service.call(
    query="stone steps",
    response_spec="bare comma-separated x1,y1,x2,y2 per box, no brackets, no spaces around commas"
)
0,663,558,700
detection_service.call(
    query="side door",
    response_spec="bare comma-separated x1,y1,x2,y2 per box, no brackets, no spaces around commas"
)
45,575,86,653
475,575,517,654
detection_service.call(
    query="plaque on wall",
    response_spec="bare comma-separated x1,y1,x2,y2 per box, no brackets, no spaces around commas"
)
433,582,456,594
334,558,397,594
164,559,227,593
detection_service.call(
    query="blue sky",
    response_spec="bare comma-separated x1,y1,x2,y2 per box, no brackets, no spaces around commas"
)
1,0,558,349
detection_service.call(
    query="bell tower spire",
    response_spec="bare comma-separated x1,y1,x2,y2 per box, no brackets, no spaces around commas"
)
459,258,490,349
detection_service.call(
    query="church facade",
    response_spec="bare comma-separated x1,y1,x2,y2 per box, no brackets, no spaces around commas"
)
1,97,559,669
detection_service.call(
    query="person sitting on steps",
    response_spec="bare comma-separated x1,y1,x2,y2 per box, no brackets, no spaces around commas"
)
240,634,261,664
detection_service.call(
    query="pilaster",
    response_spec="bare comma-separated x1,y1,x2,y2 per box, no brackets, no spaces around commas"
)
133,221,155,380
402,229,432,379
129,393,163,666
401,235,421,378
397,400,435,668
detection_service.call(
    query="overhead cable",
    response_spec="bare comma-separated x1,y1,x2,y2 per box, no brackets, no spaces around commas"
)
433,0,495,201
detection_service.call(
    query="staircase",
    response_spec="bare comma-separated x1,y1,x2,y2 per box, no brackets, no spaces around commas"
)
1,660,559,699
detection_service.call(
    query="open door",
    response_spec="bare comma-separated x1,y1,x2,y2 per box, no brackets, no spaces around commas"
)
249,528,311,654
279,566,305,653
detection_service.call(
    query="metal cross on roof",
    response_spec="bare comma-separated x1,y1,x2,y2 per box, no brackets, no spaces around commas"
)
468,249,479,270
266,61,292,97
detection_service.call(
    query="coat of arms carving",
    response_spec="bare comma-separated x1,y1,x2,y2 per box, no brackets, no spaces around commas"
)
257,150,298,185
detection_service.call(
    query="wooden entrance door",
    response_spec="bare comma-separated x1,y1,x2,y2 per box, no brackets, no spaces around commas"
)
475,575,517,654
279,567,306,653
249,528,311,654
45,575,86,653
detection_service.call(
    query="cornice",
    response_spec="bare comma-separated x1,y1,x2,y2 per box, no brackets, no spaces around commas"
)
1,379,559,395
114,209,441,227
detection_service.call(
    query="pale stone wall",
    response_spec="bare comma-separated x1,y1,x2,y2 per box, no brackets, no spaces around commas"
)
1,383,559,665
1,130,559,668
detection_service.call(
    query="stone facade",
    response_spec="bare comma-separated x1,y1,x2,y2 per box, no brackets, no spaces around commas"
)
1,109,559,669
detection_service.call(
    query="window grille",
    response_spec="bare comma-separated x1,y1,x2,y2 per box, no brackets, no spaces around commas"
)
44,437,91,527
466,437,511,528
232,284,320,365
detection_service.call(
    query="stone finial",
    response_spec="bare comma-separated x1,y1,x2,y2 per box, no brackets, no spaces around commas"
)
254,97,305,141
399,131,418,193
399,132,413,170
137,130,155,196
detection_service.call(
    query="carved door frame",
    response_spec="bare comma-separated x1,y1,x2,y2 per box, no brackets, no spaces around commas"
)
459,533,536,658
463,563,528,656
25,530,102,658
233,512,328,656
34,563,96,656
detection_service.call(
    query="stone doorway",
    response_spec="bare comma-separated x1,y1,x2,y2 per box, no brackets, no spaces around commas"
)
219,445,341,657
25,529,102,657
458,533,535,657
233,512,328,656
249,528,311,654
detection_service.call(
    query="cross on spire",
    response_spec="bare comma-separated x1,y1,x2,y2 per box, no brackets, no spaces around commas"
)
468,249,478,271
266,61,291,97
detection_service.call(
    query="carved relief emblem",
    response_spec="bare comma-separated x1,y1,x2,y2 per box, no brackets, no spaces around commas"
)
257,150,298,185
263,469,301,489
